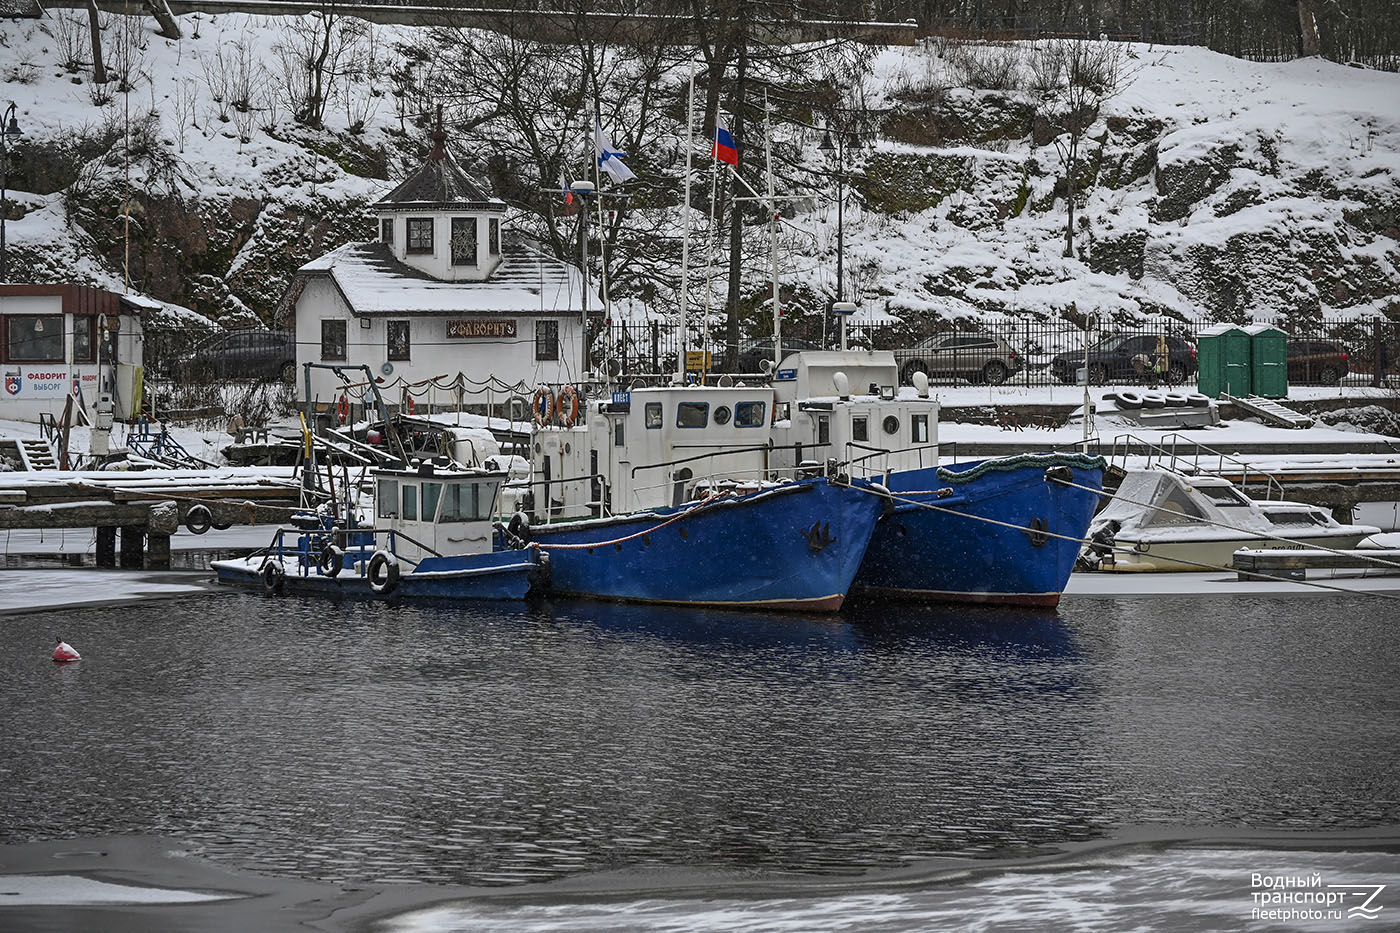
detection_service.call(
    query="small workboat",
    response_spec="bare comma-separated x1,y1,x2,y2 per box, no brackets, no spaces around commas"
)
212,460,539,599
1081,468,1380,572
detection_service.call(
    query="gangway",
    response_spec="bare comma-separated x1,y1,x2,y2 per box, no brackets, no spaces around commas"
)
1222,394,1314,429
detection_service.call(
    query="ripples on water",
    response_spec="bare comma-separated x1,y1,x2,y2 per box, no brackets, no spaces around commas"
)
1,583,1397,887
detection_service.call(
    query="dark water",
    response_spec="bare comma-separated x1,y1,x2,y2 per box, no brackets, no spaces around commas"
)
1,580,1398,888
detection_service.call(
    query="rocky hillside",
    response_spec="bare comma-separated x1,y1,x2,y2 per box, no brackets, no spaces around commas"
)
0,12,1396,337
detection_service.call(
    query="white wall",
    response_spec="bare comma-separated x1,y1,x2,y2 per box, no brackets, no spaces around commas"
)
294,278,587,409
378,211,506,282
0,294,144,423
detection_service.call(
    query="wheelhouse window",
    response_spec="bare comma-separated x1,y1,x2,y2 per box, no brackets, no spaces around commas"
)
535,320,559,361
911,413,930,444
676,402,709,428
735,401,766,428
489,218,500,255
1196,484,1252,507
387,320,410,361
73,316,97,363
614,418,625,446
402,484,418,521
406,217,433,254
7,315,64,362
439,481,498,522
380,217,394,245
645,402,663,428
422,482,442,522
851,415,868,442
321,319,347,361
817,414,830,445
451,217,478,266
376,479,399,518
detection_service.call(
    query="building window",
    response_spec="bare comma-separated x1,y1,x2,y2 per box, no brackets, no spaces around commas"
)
645,402,662,428
73,316,97,363
676,402,709,428
535,319,559,361
407,217,433,254
7,315,64,362
451,217,478,266
489,218,501,255
380,217,394,245
321,319,347,361
387,320,410,361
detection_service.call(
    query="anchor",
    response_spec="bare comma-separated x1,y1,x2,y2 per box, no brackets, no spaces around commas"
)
802,521,837,553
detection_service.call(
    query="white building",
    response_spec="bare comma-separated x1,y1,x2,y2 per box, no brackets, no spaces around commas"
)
289,125,599,413
0,284,147,423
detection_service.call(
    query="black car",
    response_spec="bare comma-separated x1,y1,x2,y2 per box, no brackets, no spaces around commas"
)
733,336,820,372
1050,333,1197,385
181,329,297,382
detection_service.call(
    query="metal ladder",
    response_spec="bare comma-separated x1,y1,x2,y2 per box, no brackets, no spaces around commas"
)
1222,394,1315,429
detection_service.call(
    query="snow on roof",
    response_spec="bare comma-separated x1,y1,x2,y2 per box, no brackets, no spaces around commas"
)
373,143,504,211
301,240,602,315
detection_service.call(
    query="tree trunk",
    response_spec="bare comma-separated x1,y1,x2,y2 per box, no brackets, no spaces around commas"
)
147,0,182,40
1297,0,1321,57
86,0,107,85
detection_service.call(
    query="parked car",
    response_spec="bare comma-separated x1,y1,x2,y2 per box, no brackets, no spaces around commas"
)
1050,333,1197,385
894,332,1024,386
180,329,297,382
1287,339,1349,385
733,336,820,372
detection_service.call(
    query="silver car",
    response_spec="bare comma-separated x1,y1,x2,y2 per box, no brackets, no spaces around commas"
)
894,333,1023,385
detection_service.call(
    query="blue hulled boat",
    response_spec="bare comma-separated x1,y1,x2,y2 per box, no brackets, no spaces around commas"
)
515,384,886,611
766,350,1105,608
213,461,538,600
853,454,1104,607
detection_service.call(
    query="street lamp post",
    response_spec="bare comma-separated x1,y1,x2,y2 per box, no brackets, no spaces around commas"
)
1,102,23,283
819,122,861,349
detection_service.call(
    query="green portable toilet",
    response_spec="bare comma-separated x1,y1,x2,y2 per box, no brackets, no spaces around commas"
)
1196,324,1252,398
1245,323,1288,399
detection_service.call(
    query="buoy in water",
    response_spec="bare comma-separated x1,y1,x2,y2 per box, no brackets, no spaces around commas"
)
52,638,81,663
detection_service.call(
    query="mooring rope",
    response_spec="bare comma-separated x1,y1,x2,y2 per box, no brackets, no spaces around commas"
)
534,491,729,550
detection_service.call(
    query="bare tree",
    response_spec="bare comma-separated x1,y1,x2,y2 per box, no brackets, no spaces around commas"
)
171,78,198,153
1032,37,1135,258
274,10,370,129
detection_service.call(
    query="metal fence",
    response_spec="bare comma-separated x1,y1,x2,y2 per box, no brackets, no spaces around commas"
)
598,318,1400,388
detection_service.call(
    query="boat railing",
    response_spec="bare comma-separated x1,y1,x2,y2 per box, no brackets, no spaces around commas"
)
254,523,440,577
1107,432,1285,499
531,471,613,522
845,441,940,478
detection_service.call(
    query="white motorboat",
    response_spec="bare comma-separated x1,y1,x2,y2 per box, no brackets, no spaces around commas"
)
1082,469,1380,572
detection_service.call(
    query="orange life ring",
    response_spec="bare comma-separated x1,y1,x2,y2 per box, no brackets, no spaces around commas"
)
557,385,580,428
531,387,555,426
336,393,349,424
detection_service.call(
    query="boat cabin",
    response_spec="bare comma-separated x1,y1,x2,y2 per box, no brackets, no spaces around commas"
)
373,461,505,561
768,350,941,479
530,385,777,521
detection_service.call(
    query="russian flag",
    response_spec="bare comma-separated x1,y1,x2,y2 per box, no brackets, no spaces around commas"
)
712,116,738,166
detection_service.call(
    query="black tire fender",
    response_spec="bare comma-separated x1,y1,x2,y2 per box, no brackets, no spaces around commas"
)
368,550,400,595
319,545,345,578
184,504,213,535
260,559,285,595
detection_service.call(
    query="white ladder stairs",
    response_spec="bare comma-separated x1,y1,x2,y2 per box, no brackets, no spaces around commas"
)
17,437,60,470
1222,394,1314,429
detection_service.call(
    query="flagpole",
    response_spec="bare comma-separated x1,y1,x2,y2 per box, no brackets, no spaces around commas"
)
677,58,695,385
702,123,720,388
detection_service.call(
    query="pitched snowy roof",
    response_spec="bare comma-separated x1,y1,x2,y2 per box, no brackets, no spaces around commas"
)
373,128,504,211
299,240,602,316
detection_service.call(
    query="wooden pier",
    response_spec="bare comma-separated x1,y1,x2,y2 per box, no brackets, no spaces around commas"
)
1233,547,1400,581
0,471,303,570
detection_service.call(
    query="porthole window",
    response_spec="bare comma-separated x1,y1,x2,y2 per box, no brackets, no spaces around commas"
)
714,405,732,425
883,415,901,435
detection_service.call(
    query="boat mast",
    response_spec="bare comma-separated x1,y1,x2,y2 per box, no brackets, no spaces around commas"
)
764,91,780,371
677,59,695,384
